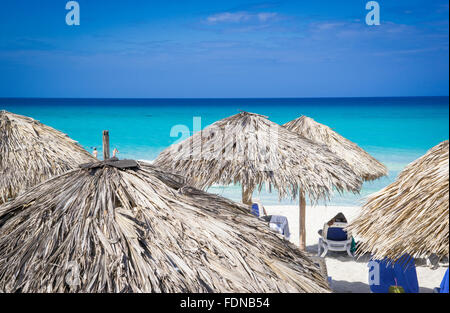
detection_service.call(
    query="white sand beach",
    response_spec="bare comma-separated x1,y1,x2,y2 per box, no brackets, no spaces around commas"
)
265,205,448,293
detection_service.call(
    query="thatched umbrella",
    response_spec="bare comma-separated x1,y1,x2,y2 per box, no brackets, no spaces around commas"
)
0,158,330,292
348,140,449,261
0,110,96,204
154,111,362,249
283,115,387,182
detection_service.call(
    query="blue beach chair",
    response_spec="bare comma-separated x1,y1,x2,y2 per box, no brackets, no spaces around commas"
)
368,255,419,293
318,226,353,257
251,203,260,217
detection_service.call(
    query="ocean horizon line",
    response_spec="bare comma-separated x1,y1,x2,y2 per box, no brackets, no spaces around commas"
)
0,95,448,101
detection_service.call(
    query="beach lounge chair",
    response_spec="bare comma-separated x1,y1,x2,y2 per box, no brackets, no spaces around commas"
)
260,214,290,240
368,255,419,293
268,215,290,240
434,268,449,293
317,226,353,257
252,202,290,240
251,203,261,217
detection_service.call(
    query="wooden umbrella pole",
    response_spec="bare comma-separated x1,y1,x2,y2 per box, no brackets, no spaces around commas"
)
242,184,253,206
299,188,306,250
103,130,110,160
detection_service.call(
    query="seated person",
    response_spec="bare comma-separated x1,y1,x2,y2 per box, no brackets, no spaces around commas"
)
318,213,349,241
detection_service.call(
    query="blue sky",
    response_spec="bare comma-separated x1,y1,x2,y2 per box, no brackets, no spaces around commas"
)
0,0,448,98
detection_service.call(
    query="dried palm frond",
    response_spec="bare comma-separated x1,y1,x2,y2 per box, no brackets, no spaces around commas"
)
284,116,387,181
0,160,330,293
0,110,96,203
348,140,449,260
154,111,362,203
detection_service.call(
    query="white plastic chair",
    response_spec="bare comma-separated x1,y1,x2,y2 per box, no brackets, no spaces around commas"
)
318,237,354,257
317,226,354,258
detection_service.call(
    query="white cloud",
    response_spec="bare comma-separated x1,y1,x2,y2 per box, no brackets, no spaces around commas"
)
207,12,250,23
315,22,346,30
206,11,277,24
257,12,278,22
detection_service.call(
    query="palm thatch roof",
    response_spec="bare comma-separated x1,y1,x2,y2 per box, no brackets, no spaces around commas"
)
348,140,449,260
0,160,330,293
154,112,362,202
283,116,387,182
0,110,96,204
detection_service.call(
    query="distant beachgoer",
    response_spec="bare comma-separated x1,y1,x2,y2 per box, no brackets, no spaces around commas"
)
113,148,119,158
93,147,98,159
326,212,347,226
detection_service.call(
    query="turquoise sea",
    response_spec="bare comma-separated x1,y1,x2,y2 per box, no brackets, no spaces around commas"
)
1,97,448,206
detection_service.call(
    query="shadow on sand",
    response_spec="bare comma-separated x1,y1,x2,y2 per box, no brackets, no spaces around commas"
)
330,280,370,293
